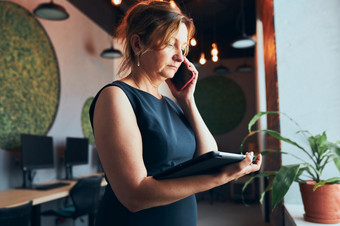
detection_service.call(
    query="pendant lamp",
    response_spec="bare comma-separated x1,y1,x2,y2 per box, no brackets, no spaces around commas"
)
231,36,256,49
100,42,122,59
231,0,255,49
236,64,253,72
34,0,69,21
214,65,230,74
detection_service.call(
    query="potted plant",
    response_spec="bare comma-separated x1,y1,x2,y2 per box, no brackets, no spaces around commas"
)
241,111,340,224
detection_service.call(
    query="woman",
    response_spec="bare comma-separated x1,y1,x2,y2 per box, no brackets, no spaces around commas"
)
89,1,262,225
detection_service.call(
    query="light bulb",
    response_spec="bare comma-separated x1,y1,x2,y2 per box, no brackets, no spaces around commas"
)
199,53,206,65
212,55,218,62
211,48,218,56
190,38,197,47
211,43,218,56
111,0,122,6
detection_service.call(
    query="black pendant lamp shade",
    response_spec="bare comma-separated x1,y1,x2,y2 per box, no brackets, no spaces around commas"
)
214,65,230,74
34,1,69,20
100,45,122,59
236,64,253,72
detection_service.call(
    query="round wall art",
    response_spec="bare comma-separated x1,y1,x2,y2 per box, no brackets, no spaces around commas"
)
194,76,246,135
81,97,95,145
0,2,60,150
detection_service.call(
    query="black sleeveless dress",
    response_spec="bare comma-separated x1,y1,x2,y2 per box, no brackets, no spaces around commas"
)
89,81,197,226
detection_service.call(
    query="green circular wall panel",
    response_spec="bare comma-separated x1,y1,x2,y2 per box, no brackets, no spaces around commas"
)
81,97,95,145
0,2,60,150
194,76,246,135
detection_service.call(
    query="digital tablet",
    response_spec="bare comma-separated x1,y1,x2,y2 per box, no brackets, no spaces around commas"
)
153,151,246,180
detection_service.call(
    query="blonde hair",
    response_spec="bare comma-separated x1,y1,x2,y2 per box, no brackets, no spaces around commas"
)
115,0,195,77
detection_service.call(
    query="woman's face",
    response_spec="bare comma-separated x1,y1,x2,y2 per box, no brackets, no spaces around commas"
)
140,23,188,80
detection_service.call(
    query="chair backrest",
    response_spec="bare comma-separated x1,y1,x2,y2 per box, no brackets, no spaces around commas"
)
0,200,33,226
70,175,103,217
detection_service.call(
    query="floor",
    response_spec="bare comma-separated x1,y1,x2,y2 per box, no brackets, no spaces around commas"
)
197,200,269,226
196,190,270,226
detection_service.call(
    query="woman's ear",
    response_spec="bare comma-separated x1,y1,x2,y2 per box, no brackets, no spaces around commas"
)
130,34,142,55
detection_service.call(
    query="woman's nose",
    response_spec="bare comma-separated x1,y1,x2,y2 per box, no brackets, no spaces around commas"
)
174,49,184,62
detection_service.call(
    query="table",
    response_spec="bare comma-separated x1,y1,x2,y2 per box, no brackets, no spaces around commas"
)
0,173,107,226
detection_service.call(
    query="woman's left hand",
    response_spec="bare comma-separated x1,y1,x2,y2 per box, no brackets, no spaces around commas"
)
166,57,198,102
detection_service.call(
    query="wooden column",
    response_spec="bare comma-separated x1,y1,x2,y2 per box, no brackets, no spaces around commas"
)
259,0,284,225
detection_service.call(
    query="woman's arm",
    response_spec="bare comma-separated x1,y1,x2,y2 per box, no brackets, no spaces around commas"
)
167,58,217,156
93,86,261,213
176,97,217,156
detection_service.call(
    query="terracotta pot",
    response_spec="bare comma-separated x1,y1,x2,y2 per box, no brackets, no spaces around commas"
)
299,180,340,224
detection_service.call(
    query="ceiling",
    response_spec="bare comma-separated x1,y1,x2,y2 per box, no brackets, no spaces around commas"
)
68,0,256,61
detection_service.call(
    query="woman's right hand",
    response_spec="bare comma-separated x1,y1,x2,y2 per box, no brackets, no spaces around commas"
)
166,57,198,104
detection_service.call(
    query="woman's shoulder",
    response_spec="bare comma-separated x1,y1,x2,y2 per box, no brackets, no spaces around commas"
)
98,81,129,101
94,82,134,117
89,81,131,127
95,80,130,97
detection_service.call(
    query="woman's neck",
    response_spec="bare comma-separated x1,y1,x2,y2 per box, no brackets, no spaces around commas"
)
122,72,163,99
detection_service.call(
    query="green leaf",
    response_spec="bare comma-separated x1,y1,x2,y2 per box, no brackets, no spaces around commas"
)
304,166,318,181
326,177,340,183
258,129,316,162
316,132,328,156
334,158,340,172
295,166,308,181
240,131,256,153
317,132,327,145
271,164,301,210
313,181,326,191
259,191,266,204
241,171,276,206
264,129,305,151
308,135,318,156
314,177,340,191
260,178,274,204
247,111,279,132
326,142,340,172
242,172,276,193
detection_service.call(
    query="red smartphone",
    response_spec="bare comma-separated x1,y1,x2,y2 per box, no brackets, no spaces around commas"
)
171,63,194,91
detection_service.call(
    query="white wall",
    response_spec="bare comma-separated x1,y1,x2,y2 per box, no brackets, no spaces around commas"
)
273,0,340,205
